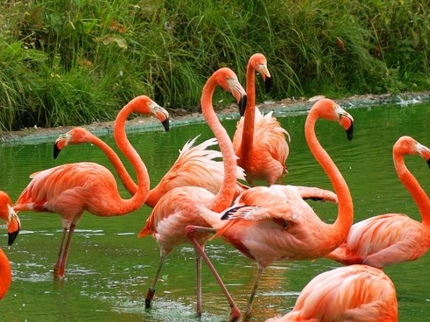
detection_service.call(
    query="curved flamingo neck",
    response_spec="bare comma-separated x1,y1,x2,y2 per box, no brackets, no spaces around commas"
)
201,77,237,212
394,153,430,226
240,60,257,155
112,99,150,212
305,109,353,240
87,133,138,196
0,249,11,300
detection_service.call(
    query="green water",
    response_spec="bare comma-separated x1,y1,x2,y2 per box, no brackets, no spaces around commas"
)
1,100,430,321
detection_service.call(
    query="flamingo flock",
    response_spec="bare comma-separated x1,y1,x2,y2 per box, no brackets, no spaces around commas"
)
4,53,430,322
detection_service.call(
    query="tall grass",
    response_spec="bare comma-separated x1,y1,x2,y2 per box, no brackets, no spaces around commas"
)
0,0,429,132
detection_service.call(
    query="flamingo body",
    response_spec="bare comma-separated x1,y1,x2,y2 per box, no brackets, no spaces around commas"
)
266,265,398,322
327,136,430,268
233,53,290,186
138,67,246,320
13,95,169,278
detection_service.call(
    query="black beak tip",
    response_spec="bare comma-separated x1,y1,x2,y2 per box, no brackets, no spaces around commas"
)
162,119,170,132
426,159,430,169
53,144,61,159
8,230,19,246
265,77,273,93
346,123,354,141
239,95,247,116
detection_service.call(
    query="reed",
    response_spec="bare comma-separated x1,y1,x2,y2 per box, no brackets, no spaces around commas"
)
0,0,429,132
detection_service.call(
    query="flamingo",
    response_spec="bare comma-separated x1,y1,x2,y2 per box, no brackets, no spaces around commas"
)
55,129,247,207
137,67,246,320
13,95,169,278
265,265,398,322
233,53,290,186
187,98,355,320
326,135,430,268
0,191,21,300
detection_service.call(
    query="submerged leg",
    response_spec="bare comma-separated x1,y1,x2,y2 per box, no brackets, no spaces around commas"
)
187,225,241,322
244,267,264,322
196,246,203,317
146,254,166,309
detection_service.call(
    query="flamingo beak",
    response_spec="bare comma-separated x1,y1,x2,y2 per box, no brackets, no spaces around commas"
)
161,119,170,132
264,76,273,93
238,94,247,116
53,134,67,159
340,114,354,141
7,207,20,246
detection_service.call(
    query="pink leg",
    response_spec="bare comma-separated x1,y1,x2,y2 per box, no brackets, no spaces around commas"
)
196,249,202,317
146,255,166,309
54,224,76,279
53,228,68,279
243,267,264,321
187,225,241,322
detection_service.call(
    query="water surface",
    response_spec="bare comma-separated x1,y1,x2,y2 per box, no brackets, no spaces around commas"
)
1,100,430,321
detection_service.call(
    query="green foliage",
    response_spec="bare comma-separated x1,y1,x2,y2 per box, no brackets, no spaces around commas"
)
0,0,429,132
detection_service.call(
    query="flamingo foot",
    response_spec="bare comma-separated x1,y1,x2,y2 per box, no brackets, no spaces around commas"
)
228,305,241,322
145,288,155,309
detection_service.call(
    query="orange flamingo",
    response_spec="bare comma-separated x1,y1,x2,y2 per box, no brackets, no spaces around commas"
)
232,53,290,186
13,95,169,278
327,135,430,268
138,67,247,320
55,129,247,207
265,265,398,322
0,191,21,300
187,98,355,320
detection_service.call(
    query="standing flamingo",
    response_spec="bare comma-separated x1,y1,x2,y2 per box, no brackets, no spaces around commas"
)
13,95,169,278
326,135,430,268
187,98,355,320
0,191,21,299
233,53,290,186
265,265,398,322
55,130,247,207
138,67,246,320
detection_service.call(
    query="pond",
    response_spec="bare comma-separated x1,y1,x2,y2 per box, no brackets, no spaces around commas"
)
1,98,430,321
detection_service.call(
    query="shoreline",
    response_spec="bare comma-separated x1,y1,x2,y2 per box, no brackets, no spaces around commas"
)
1,91,429,146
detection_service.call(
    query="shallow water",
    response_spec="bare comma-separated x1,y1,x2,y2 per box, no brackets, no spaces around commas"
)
1,100,430,321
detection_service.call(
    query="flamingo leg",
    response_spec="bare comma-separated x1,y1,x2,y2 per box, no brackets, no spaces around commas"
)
53,228,68,278
196,247,203,318
53,224,77,279
187,226,241,322
146,254,166,309
244,267,264,321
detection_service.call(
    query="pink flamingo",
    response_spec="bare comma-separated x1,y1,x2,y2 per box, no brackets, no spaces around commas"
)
327,135,430,268
13,95,169,278
0,191,21,300
55,130,247,208
266,265,398,322
138,67,246,320
187,98,355,320
233,53,290,186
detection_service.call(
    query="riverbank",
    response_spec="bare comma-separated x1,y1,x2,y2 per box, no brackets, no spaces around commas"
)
1,91,430,146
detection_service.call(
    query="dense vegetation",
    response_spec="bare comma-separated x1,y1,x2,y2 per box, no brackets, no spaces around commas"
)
0,0,429,132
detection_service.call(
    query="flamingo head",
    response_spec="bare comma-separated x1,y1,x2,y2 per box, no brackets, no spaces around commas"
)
0,191,21,246
250,53,272,93
394,136,430,168
215,67,247,116
53,127,94,159
127,95,170,132
311,98,354,141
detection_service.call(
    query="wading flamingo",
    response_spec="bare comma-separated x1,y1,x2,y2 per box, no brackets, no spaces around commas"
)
266,265,398,322
55,130,247,208
13,95,169,278
0,191,21,300
187,98,355,320
233,53,290,186
326,135,430,268
138,67,246,320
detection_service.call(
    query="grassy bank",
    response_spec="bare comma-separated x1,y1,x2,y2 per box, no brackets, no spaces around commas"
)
0,0,429,132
